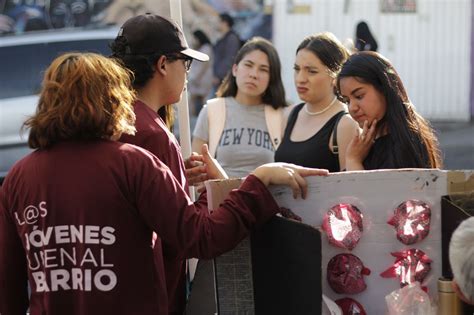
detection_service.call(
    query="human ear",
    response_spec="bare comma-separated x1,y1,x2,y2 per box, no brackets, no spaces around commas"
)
231,63,238,77
156,55,167,75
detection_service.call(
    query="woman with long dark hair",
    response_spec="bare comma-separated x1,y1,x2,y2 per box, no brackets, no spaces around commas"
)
355,21,378,52
337,51,442,170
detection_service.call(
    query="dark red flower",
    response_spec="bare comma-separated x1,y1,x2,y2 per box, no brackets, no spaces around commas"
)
335,297,367,315
327,253,371,294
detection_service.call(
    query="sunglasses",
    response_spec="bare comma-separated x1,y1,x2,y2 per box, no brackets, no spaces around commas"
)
166,54,193,72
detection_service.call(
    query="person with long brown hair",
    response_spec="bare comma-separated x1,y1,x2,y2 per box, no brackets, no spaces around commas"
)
337,51,442,170
25,52,136,147
192,36,287,178
0,51,328,314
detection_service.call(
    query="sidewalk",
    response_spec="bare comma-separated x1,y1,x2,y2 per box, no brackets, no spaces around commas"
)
432,121,474,170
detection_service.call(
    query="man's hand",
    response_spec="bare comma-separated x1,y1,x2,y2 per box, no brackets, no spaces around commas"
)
184,144,228,187
184,152,208,186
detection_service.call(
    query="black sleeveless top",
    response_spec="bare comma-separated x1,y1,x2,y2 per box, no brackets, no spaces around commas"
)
363,133,431,170
274,103,347,171
363,135,394,170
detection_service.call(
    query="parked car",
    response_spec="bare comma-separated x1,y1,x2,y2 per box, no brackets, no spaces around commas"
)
0,26,118,183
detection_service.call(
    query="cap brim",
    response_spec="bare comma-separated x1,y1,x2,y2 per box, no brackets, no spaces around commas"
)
181,48,209,62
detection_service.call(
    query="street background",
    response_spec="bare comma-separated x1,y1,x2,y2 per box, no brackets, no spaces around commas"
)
434,121,474,169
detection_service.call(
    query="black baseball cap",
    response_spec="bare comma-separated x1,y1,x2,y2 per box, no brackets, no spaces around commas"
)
117,14,209,62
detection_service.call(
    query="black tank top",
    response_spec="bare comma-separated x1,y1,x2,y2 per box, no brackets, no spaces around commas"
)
274,103,347,171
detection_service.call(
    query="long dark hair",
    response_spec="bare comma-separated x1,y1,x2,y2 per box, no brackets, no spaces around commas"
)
355,21,378,52
193,30,211,47
110,36,174,129
217,37,287,109
337,51,442,168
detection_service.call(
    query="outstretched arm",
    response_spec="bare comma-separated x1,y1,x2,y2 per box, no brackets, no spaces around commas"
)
136,155,328,260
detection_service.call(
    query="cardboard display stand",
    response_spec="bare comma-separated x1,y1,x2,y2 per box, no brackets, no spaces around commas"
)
272,169,448,314
187,169,474,314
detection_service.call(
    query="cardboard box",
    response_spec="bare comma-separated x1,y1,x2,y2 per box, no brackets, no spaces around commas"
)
441,191,474,315
441,194,474,278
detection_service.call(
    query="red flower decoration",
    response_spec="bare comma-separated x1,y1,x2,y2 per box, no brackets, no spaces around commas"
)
335,297,367,315
327,253,371,294
387,200,431,245
322,203,363,250
380,248,432,288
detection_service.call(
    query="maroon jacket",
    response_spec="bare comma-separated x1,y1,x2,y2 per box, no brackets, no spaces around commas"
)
119,100,191,314
0,140,279,315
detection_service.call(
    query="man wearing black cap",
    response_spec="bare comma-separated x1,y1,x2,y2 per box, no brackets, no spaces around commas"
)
110,14,212,315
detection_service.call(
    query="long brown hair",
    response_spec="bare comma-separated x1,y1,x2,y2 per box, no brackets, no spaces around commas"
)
24,52,136,149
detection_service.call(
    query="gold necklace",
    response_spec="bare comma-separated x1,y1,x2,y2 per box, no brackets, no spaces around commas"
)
304,97,337,116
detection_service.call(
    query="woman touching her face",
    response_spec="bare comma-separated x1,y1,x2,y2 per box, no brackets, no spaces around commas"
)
337,51,442,171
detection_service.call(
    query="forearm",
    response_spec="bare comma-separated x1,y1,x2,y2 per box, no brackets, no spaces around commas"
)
180,175,279,259
345,158,366,171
